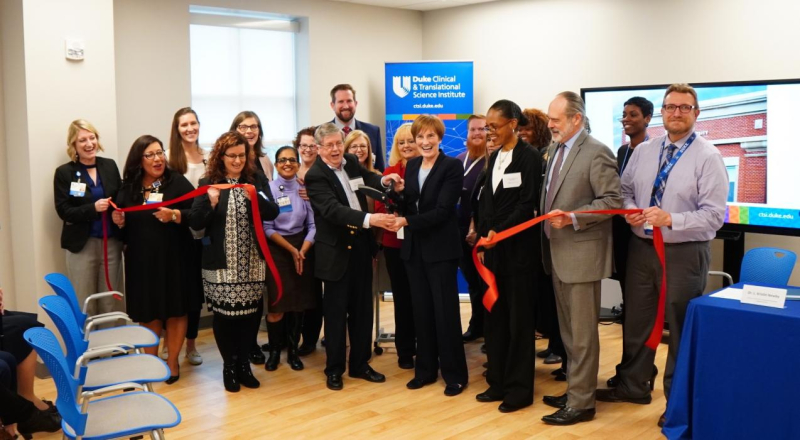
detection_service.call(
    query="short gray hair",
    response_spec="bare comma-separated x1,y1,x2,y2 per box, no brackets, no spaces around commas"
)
314,122,343,145
557,91,586,126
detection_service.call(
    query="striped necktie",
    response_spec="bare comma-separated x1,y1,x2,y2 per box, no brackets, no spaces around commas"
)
652,144,677,207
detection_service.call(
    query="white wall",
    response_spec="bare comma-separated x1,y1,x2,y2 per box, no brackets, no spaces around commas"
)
113,0,423,162
422,0,800,288
0,0,119,312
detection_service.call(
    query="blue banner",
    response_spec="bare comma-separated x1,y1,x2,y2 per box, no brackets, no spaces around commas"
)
384,61,474,161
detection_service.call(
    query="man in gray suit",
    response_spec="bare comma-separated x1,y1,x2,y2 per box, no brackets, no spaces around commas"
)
540,91,622,425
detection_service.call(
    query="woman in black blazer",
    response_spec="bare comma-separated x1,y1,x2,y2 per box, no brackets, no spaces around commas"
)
392,115,468,396
475,100,543,413
53,119,123,315
190,131,279,392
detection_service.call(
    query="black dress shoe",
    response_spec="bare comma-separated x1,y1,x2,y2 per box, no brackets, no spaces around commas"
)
398,356,415,370
498,402,531,413
543,394,567,409
17,409,62,436
462,329,483,342
542,407,596,425
350,366,386,383
249,346,266,365
297,343,315,356
407,377,436,389
265,349,281,371
165,374,180,385
327,374,343,390
223,364,240,393
536,348,552,359
444,383,467,396
543,353,563,365
658,411,666,427
476,391,503,402
596,388,651,404
608,365,658,390
482,361,488,368
237,362,261,389
480,344,486,354
554,369,567,381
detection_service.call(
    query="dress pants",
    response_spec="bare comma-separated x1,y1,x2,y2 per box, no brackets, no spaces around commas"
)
485,270,536,406
383,246,416,359
551,263,601,410
404,255,468,385
301,285,324,347
538,269,566,362
619,237,710,399
459,237,484,335
323,233,374,377
65,237,124,315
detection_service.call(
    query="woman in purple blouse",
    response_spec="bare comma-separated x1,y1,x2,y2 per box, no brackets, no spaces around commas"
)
263,146,318,372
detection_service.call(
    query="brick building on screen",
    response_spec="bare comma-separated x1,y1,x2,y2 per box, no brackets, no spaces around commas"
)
648,90,767,204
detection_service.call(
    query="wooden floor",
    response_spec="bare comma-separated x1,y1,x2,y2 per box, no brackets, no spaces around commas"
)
33,301,668,439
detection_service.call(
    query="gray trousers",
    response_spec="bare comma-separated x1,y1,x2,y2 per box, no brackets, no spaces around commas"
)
551,264,601,410
619,237,710,399
65,237,125,316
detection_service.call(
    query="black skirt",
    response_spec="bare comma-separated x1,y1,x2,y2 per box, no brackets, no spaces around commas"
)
1,311,45,362
266,232,319,313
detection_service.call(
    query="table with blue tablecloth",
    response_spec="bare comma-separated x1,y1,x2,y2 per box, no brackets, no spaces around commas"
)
663,283,800,440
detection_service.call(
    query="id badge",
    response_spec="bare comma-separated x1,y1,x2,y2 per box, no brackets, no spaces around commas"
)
396,226,405,240
277,195,293,213
147,193,164,204
644,221,654,236
69,182,86,197
502,172,522,188
349,177,365,192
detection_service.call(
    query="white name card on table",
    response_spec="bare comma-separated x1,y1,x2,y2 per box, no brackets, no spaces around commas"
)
740,284,787,309
710,287,742,300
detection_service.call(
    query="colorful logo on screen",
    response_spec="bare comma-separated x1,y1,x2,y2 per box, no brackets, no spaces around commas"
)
727,206,800,229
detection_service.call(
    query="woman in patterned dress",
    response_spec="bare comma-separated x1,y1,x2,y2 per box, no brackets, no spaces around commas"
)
190,131,279,392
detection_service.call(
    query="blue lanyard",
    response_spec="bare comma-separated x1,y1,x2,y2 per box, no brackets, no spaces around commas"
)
649,132,696,205
619,134,649,176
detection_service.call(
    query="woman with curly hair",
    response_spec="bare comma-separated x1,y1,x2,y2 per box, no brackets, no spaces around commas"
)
190,131,279,392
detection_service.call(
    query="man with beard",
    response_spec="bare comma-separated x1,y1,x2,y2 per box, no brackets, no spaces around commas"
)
328,84,385,171
457,114,488,342
596,84,727,429
540,91,621,425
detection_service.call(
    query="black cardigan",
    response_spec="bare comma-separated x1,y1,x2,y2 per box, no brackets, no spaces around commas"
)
189,173,279,270
53,157,122,253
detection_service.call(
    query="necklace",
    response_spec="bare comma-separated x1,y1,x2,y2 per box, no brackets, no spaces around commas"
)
496,148,512,171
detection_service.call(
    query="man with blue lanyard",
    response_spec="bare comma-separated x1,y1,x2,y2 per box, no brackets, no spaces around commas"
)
596,83,728,428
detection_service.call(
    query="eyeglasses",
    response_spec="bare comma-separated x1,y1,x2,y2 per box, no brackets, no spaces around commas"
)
662,104,696,114
143,150,165,160
348,144,369,151
223,153,247,161
321,141,344,150
298,144,317,150
276,157,298,164
483,119,514,133
237,124,259,132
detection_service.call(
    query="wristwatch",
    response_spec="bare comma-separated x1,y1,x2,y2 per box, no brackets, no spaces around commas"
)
171,210,177,222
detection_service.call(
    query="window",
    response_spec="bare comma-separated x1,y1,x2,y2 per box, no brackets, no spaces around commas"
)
189,6,298,156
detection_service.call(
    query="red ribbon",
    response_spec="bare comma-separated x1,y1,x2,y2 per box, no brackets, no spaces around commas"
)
104,183,283,305
473,209,666,351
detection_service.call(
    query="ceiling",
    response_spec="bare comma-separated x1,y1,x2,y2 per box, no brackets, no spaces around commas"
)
327,0,501,12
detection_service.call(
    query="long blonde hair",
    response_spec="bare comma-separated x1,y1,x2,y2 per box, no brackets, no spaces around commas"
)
66,119,104,161
388,123,414,167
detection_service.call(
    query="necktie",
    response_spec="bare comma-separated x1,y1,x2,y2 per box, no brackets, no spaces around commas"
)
544,144,566,238
652,144,677,207
343,126,352,136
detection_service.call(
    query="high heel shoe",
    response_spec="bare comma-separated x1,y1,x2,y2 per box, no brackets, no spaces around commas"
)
165,365,180,384
237,361,261,389
223,363,240,393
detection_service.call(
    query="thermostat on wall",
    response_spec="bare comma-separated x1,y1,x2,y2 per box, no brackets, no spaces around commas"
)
65,39,85,61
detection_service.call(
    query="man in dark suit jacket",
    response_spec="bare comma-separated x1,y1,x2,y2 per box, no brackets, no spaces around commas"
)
540,92,622,426
304,122,403,391
328,83,385,171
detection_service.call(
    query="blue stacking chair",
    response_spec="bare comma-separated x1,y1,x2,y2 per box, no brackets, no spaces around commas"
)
39,295,170,393
24,327,181,440
709,247,797,286
43,273,158,350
